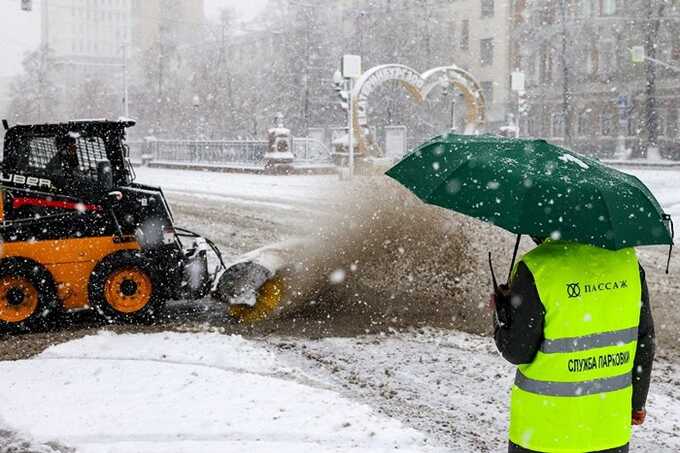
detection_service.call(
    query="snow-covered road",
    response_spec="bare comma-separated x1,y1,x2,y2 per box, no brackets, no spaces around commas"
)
134,166,680,230
1,330,678,452
2,166,679,452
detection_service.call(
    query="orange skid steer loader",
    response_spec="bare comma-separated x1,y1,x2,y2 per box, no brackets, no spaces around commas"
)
0,119,283,330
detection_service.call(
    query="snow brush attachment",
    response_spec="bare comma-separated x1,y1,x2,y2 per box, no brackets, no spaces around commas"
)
212,261,284,323
228,274,285,323
212,241,295,323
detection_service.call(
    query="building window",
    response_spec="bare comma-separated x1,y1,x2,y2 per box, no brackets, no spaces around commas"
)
658,115,667,137
524,54,536,86
539,46,552,83
481,0,494,18
601,112,616,136
602,0,616,16
600,40,615,77
527,118,538,137
581,0,595,17
460,20,469,51
448,20,455,42
481,81,494,105
551,113,566,138
480,38,494,66
578,110,592,136
672,33,680,60
668,108,679,138
627,113,638,136
585,45,596,76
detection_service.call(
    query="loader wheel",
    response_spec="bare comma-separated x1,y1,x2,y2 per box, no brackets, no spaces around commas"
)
90,252,163,323
229,275,284,323
0,258,56,331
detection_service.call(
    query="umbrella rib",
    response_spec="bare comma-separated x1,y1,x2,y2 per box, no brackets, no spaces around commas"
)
423,158,470,201
596,185,618,249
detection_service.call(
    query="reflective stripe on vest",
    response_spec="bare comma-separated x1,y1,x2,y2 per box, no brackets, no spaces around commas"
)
515,370,632,397
508,241,641,453
540,326,638,354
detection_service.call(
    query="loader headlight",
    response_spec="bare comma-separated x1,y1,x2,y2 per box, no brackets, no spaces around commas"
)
163,225,176,244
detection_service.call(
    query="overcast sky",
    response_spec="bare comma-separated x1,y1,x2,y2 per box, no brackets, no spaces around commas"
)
0,0,268,78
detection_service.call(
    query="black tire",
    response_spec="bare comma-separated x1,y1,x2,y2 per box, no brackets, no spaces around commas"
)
0,258,57,332
89,251,164,323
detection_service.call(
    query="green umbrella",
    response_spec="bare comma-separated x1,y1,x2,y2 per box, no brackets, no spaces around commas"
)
386,134,674,278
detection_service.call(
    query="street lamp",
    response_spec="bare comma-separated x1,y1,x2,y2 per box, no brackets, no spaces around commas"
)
440,83,459,132
339,54,362,179
447,94,457,131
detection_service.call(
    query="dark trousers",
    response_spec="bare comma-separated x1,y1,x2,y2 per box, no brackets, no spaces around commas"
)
509,441,629,453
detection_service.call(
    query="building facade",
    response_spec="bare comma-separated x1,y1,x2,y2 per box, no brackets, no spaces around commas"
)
227,0,517,143
440,0,515,130
40,0,204,120
341,0,516,130
515,0,680,159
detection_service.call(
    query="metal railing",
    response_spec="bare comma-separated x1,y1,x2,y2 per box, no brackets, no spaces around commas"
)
127,137,332,167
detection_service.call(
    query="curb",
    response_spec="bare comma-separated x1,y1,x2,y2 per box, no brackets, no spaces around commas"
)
603,160,680,170
133,161,338,175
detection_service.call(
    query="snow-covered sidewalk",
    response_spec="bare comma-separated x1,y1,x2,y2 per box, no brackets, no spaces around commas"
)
0,332,442,453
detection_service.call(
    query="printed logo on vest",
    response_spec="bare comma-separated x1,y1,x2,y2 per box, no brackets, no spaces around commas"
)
584,280,628,293
566,282,581,298
566,280,628,298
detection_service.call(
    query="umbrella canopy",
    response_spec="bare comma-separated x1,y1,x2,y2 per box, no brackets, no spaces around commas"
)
386,134,673,251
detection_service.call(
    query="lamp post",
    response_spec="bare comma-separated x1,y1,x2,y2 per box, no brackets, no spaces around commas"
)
511,70,526,138
122,0,132,118
340,55,362,179
440,82,458,132
192,95,200,161
631,41,680,160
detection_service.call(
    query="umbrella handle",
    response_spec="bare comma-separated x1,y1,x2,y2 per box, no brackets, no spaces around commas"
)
488,252,499,292
663,214,674,274
507,234,522,285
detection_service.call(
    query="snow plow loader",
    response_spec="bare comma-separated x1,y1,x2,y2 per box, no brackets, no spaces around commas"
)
0,119,283,330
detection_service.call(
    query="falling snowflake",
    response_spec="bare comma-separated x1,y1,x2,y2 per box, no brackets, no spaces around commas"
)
329,269,346,284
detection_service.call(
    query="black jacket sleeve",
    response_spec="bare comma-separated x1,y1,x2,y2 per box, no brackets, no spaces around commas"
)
632,265,655,411
494,262,545,365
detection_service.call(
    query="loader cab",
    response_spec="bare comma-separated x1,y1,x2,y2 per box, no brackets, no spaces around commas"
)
1,120,136,197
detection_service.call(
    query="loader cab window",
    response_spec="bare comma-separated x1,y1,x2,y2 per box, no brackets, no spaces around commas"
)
26,134,109,183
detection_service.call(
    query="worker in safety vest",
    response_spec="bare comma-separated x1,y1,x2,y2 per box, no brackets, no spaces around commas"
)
492,239,655,453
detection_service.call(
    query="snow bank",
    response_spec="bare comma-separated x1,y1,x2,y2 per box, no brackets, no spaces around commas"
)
0,332,443,453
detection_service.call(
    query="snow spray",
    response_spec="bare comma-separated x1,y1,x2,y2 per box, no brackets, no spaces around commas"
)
251,176,498,337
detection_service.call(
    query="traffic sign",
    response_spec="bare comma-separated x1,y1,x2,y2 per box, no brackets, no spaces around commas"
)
511,71,525,92
631,46,645,64
341,55,362,79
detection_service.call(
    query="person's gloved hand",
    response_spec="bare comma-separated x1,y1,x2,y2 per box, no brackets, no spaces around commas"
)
491,284,511,327
632,409,646,425
489,284,510,309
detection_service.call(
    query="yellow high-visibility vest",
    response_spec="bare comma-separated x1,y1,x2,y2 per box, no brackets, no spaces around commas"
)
509,241,641,453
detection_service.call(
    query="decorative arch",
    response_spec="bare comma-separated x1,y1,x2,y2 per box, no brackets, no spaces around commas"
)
349,64,486,157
